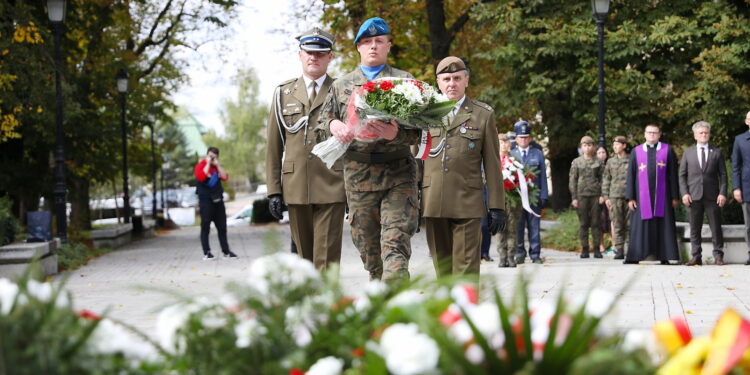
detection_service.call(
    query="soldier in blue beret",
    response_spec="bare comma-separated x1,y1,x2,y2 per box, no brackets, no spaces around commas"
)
510,120,549,264
318,17,420,282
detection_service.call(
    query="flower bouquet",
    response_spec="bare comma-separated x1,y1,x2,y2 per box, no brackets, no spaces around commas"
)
501,154,541,216
312,77,456,168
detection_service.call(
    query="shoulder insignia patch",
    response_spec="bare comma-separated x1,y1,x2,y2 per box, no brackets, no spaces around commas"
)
278,77,297,87
471,99,493,112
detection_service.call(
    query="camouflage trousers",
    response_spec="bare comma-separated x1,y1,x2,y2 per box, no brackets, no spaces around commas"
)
577,196,601,250
608,197,630,251
347,182,419,282
496,204,521,266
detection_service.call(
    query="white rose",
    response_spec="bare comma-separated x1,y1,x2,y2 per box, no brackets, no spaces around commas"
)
88,318,159,363
307,356,345,375
247,253,320,300
387,290,426,308
0,278,19,314
380,323,440,375
235,318,266,348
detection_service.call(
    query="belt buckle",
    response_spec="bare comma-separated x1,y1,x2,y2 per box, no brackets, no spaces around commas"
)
370,152,385,163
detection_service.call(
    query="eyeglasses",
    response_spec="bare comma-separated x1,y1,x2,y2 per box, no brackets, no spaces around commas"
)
645,131,660,134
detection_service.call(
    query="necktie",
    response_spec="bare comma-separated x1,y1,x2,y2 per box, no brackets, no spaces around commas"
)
443,109,456,126
309,81,317,107
522,150,527,163
701,147,707,170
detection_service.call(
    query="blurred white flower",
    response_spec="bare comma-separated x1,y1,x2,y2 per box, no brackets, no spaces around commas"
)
467,303,501,338
247,253,321,304
387,290,426,308
380,323,439,375
465,343,484,364
353,296,371,312
364,280,387,297
449,319,473,343
25,279,69,308
307,356,344,375
156,303,191,353
235,318,266,348
88,318,159,363
0,278,19,314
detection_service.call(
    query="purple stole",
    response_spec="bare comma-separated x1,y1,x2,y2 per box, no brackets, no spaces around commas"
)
635,143,669,219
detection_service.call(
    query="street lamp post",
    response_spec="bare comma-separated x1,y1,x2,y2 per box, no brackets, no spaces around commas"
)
116,68,130,223
591,0,610,147
47,0,68,243
149,124,157,221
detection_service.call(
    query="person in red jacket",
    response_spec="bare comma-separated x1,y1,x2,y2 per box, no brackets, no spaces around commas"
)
194,147,237,260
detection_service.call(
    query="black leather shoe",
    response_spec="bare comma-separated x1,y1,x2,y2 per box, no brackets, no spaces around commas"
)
532,258,543,264
614,251,625,260
745,259,750,265
623,260,638,264
593,251,603,259
660,260,670,265
516,257,525,265
686,257,702,266
580,251,590,259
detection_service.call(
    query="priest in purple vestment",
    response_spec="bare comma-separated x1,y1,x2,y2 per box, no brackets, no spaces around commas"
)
624,124,680,264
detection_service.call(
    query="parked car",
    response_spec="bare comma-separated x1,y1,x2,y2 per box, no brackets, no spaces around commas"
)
227,204,253,227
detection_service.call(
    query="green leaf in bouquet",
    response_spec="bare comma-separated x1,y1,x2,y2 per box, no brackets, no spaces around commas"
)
420,99,458,119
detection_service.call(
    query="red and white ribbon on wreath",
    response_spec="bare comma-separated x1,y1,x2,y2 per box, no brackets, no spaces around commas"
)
517,169,541,217
415,130,432,160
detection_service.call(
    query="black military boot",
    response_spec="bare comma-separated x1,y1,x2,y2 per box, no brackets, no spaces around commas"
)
580,247,590,259
593,249,603,258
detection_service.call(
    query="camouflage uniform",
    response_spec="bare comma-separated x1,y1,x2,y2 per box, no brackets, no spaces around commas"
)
496,202,521,267
569,156,604,253
317,65,420,282
602,154,630,254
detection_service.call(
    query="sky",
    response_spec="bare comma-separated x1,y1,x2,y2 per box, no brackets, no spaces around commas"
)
171,0,305,136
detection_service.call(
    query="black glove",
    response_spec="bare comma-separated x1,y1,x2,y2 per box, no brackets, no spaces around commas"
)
539,199,547,209
268,194,284,220
487,209,507,236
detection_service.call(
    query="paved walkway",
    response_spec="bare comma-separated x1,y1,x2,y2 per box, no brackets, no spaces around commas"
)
56,214,750,338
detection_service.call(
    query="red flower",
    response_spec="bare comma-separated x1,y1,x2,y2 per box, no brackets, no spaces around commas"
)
410,79,423,91
379,80,394,91
526,172,535,182
504,179,516,191
363,81,377,92
289,369,305,375
78,309,100,321
351,347,365,357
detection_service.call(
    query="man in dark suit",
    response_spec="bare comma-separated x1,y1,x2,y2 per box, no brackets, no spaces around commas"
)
679,121,727,265
731,110,750,265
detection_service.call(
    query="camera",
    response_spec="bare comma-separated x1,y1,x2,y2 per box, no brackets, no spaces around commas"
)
210,156,216,161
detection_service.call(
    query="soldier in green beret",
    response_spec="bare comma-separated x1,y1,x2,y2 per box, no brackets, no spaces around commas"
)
602,135,630,259
317,17,420,282
569,135,604,258
266,27,346,271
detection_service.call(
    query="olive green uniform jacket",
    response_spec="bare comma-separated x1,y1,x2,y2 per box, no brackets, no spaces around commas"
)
266,75,346,204
421,97,505,218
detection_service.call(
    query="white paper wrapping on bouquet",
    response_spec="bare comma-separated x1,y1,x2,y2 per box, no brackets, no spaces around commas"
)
312,138,350,169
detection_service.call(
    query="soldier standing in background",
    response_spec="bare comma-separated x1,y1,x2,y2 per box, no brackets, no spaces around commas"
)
318,17,420,282
266,28,346,271
420,56,505,278
569,136,604,258
602,136,630,259
497,133,520,268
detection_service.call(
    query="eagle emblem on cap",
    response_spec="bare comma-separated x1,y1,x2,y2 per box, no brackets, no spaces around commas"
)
368,25,377,35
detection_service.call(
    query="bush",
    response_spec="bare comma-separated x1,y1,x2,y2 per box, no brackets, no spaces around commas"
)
542,209,581,251
57,242,112,272
0,196,20,246
251,198,276,224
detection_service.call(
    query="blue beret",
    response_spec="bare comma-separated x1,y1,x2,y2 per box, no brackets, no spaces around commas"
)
514,120,531,137
354,17,390,45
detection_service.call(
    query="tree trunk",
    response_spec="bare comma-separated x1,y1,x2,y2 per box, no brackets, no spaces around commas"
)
541,96,579,211
69,175,92,231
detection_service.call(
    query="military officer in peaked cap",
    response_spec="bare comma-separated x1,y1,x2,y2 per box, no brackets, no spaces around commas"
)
318,17,421,282
511,120,548,264
266,27,346,271
421,56,506,279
